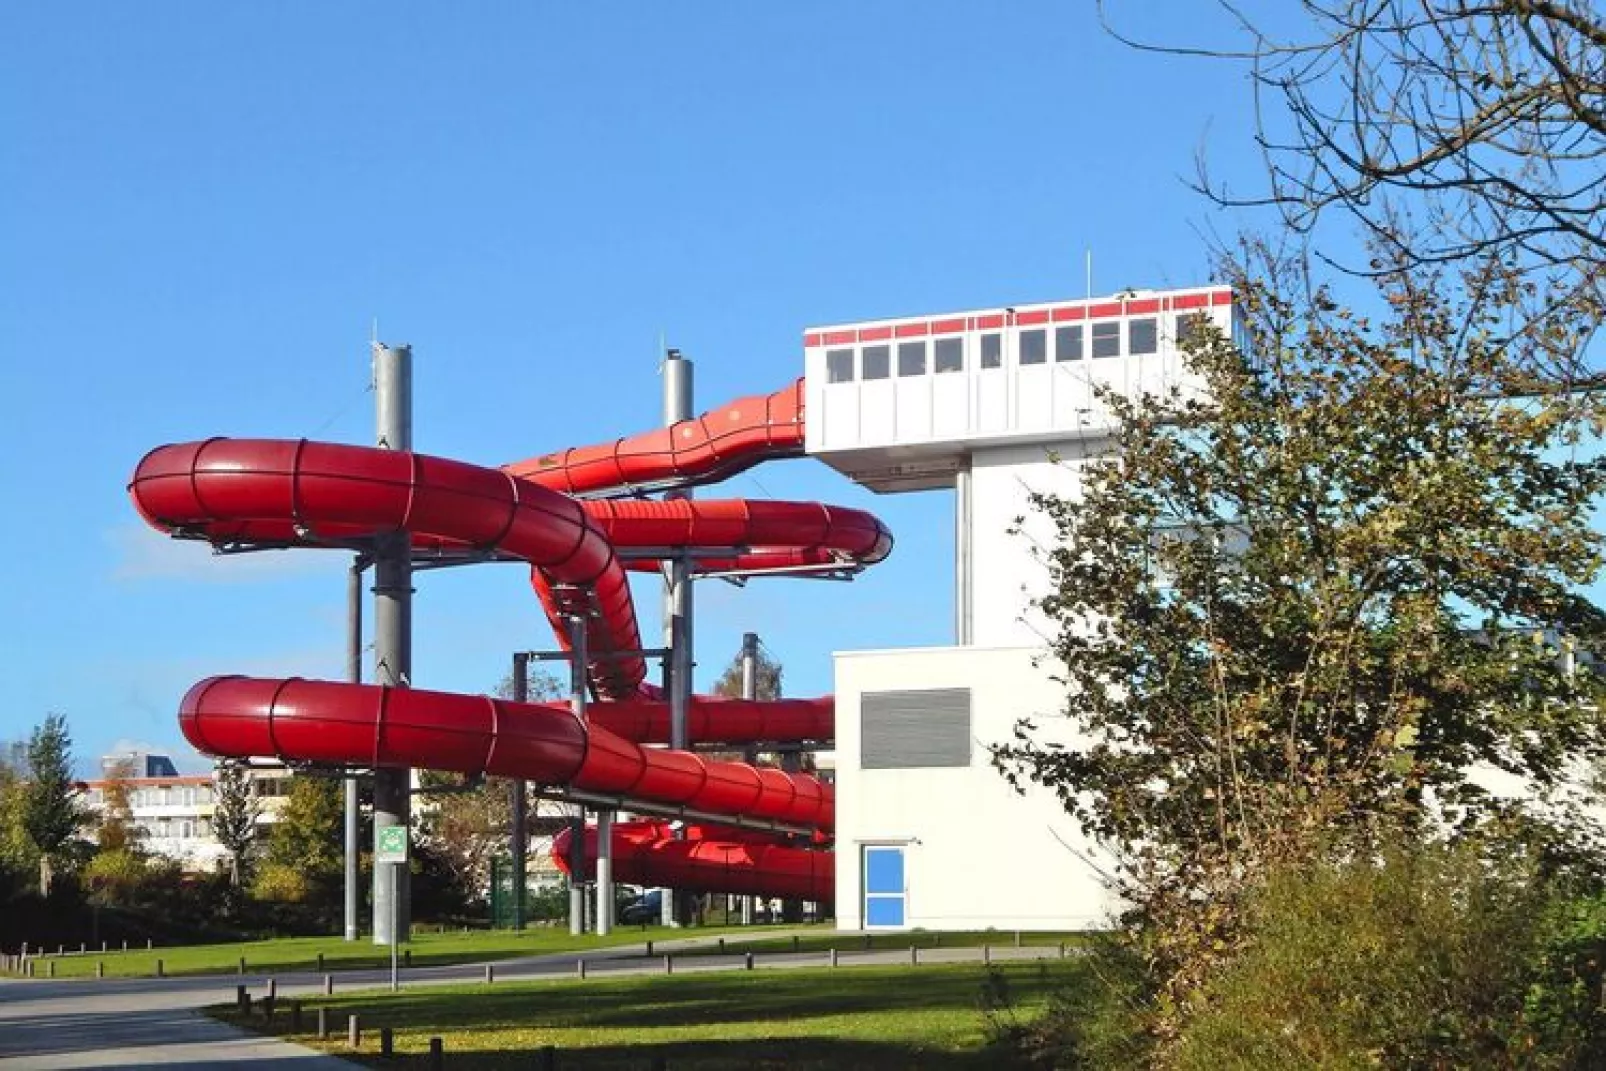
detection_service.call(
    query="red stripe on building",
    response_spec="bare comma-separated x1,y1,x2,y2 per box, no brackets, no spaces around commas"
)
1088,302,1122,318
1172,293,1209,310
1211,290,1234,306
1125,298,1160,315
822,330,856,346
1051,306,1086,322
1016,310,1050,326
858,326,893,342
930,317,966,334
973,314,1005,330
803,333,822,348
894,323,928,338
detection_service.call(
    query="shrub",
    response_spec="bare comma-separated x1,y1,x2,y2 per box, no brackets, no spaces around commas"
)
250,861,312,904
1171,842,1603,1070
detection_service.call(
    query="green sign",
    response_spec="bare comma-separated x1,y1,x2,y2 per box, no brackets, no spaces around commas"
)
376,824,409,864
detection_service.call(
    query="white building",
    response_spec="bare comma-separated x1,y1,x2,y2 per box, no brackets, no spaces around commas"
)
80,753,293,871
804,286,1235,930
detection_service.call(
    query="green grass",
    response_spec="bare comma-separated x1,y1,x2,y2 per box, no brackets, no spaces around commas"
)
22,923,801,980
673,929,1089,958
213,961,1081,1069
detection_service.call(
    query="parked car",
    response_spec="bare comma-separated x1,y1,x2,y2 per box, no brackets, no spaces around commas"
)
619,889,662,925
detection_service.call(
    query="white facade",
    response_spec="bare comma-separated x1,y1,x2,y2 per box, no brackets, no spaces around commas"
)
804,285,1235,931
833,645,1112,930
80,760,293,871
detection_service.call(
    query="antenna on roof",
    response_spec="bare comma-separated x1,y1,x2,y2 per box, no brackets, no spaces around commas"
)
1085,249,1093,301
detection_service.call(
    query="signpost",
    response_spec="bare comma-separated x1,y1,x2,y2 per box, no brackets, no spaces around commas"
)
375,825,409,991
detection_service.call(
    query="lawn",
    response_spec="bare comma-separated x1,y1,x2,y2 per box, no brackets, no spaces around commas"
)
672,929,1088,959
214,961,1080,1069
20,922,802,980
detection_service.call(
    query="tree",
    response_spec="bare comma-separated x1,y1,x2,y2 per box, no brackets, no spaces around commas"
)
1103,1,1606,374
22,713,84,896
211,761,261,888
254,774,342,904
711,643,784,700
94,758,141,854
993,248,1606,1024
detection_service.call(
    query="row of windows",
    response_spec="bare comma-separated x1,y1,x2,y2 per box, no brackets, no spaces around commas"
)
89,785,216,808
141,817,211,839
824,314,1205,384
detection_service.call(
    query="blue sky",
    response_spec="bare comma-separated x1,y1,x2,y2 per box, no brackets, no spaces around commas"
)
0,3,1270,772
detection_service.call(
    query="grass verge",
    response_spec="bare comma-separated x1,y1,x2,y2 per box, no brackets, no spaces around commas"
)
212,961,1080,1069
672,929,1089,959
21,923,803,980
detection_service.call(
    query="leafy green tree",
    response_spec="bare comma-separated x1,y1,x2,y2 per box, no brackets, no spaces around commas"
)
22,713,84,896
211,761,260,888
994,248,1606,1021
711,644,783,700
94,758,141,854
254,774,342,904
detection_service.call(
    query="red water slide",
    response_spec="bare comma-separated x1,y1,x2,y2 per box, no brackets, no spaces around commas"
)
132,382,877,899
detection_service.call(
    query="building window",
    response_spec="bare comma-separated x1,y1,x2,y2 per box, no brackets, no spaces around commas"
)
934,337,963,373
1091,321,1121,358
980,333,1002,370
861,688,971,769
862,345,891,381
1019,329,1047,365
1175,313,1208,348
826,348,854,383
1129,317,1158,355
897,340,927,377
863,845,907,928
1056,325,1082,361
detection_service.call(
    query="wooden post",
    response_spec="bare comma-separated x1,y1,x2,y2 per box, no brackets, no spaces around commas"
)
484,963,494,984
403,949,412,968
96,961,104,979
348,1014,361,1048
909,946,918,966
155,958,164,978
380,1027,393,1057
316,951,324,972
317,1007,330,1040
267,978,277,1002
429,1037,444,1070
983,944,991,966
829,948,838,968
236,985,249,1013
323,974,334,995
239,956,247,975
576,958,587,980
744,952,754,971
663,954,673,975
291,1000,302,1031
537,1046,556,1071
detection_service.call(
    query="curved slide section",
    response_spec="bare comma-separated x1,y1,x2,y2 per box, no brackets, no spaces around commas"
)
504,379,806,496
179,677,833,831
553,820,832,902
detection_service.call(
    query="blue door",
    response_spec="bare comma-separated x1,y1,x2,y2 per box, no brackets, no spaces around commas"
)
863,845,906,928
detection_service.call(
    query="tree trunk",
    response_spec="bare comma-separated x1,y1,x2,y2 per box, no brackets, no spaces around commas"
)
38,854,52,897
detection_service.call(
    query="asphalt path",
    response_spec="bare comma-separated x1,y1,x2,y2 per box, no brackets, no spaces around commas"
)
0,934,1062,1069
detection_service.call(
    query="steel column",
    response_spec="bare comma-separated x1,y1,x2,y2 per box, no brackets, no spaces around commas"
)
510,652,529,931
567,614,588,936
344,558,363,942
661,349,694,927
371,342,413,946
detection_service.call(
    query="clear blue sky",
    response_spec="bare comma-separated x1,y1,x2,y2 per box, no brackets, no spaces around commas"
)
0,3,1268,772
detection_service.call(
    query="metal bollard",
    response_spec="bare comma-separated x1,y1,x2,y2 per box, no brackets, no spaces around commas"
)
484,963,494,984
663,954,673,975
121,940,128,952
380,1026,393,1057
744,951,754,971
576,958,587,980
323,974,334,996
101,941,107,954
317,1007,329,1040
146,939,153,950
348,1014,361,1048
829,948,838,968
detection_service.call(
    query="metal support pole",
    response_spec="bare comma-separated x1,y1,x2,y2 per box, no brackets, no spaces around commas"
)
596,808,614,935
740,631,758,926
371,342,413,946
510,652,529,931
344,559,363,942
567,615,588,936
662,349,693,927
955,460,973,645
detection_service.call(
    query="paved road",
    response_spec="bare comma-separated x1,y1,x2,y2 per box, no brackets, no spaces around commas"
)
0,935,1061,1069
